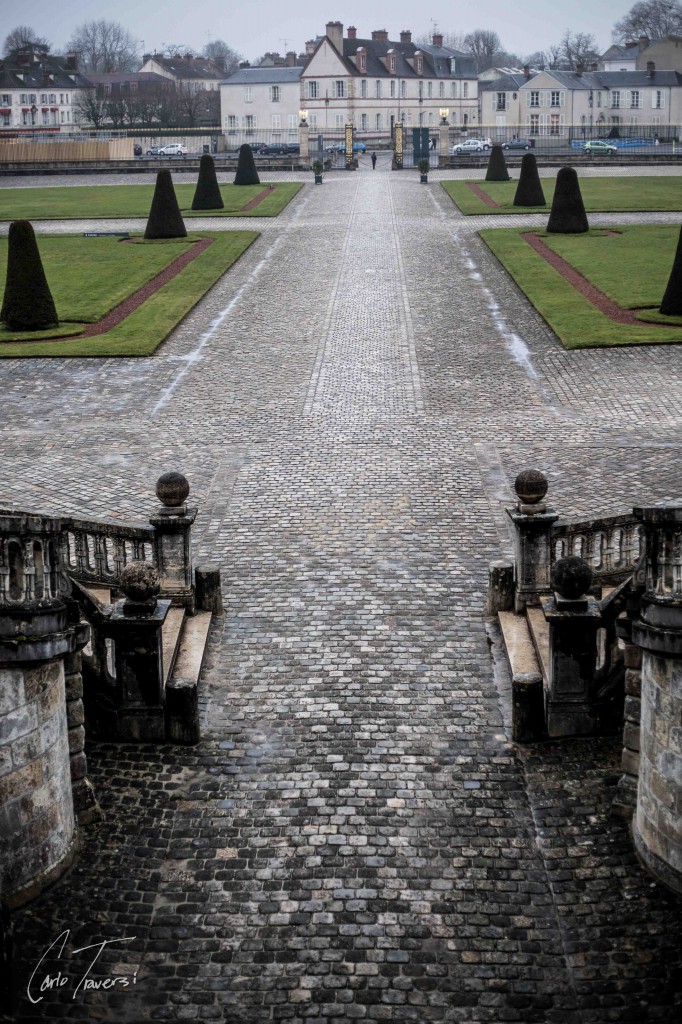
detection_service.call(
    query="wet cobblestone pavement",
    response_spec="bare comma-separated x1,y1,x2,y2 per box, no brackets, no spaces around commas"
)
3,163,682,1022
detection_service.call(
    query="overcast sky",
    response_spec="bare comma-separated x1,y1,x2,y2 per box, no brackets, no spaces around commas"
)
4,1,633,62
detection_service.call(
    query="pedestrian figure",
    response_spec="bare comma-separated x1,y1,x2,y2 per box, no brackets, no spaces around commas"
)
430,136,437,150
371,152,377,169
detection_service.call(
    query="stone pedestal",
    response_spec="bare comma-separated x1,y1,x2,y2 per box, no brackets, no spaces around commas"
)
0,600,87,907
438,120,449,166
508,508,559,613
299,122,309,164
542,593,602,737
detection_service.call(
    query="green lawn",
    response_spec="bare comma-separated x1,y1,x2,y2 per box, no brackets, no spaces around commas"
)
0,182,302,220
481,224,682,349
0,231,258,357
443,176,682,215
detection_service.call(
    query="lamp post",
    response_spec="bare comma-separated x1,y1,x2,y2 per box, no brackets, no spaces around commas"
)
298,108,309,164
438,107,450,165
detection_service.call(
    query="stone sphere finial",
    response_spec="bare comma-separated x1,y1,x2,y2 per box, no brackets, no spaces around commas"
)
514,469,548,505
120,561,160,605
550,556,593,601
156,471,190,508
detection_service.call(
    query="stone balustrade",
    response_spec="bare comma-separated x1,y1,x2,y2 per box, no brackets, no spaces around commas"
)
551,514,643,584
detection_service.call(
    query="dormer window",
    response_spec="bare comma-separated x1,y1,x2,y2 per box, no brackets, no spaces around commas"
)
414,51,424,75
357,47,367,73
387,49,396,74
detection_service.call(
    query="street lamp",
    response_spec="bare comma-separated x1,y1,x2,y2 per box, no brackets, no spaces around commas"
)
299,108,308,126
439,107,449,124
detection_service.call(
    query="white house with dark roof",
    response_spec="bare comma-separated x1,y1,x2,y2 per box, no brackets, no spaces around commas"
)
139,53,226,93
220,66,304,140
300,21,479,137
0,47,91,131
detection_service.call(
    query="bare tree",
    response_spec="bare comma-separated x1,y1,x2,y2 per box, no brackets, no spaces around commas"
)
414,30,468,50
3,26,50,55
463,29,503,72
73,89,109,129
164,43,194,57
203,39,241,73
559,30,601,69
613,0,682,41
66,20,139,72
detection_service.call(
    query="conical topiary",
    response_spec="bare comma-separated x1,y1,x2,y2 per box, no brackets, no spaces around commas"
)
144,169,187,239
513,153,546,207
485,145,510,182
234,144,260,186
192,154,224,210
1,220,58,330
660,224,682,315
546,166,589,233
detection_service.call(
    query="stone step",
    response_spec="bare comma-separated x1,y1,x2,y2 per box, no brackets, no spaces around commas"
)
81,584,111,607
498,610,545,743
498,610,542,683
170,611,212,687
162,607,186,687
526,606,550,685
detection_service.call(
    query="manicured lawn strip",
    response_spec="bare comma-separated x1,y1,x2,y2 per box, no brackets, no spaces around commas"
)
0,231,259,357
541,225,678,310
480,227,682,348
0,182,302,220
443,177,682,215
0,235,194,332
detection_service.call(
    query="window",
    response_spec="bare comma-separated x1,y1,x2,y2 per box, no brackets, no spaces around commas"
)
42,110,49,124
401,81,406,98
427,82,433,98
29,94,36,103
529,90,539,107
269,85,280,102
463,82,468,98
387,53,396,73
308,113,317,127
272,114,281,128
550,90,561,107
451,81,457,98
334,80,345,98
418,82,423,99
596,91,602,107
358,51,366,73
375,113,382,130
611,90,620,108
439,81,444,98
529,113,540,135
288,114,297,128
428,111,434,123
654,89,664,109
550,113,560,134
496,92,506,111
243,114,255,128
60,111,66,123
244,86,252,102
64,94,69,104
306,80,318,99
20,94,27,104
361,79,367,98
335,113,344,128
227,115,237,128
40,93,47,103
630,90,640,108
375,80,381,98
390,80,395,98
49,93,56,103
1,94,9,105
361,113,368,130
1,113,9,126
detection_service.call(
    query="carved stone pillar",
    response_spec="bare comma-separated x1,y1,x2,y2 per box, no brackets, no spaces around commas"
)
151,471,196,612
506,470,558,612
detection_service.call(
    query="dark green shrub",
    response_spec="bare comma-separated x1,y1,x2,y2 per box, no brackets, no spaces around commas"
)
513,153,546,206
660,224,682,315
192,154,224,210
418,157,430,176
546,166,589,234
144,170,187,239
0,219,58,330
234,144,260,186
485,145,510,182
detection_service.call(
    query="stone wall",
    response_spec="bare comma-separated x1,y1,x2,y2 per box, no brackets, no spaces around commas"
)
0,660,77,907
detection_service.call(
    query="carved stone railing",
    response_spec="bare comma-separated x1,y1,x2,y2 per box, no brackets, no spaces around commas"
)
61,516,157,591
551,513,643,585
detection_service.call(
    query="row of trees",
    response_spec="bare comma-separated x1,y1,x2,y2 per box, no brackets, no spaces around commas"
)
2,21,241,75
76,84,220,130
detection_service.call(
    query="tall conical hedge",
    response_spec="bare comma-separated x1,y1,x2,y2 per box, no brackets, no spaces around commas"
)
513,153,546,207
1,220,58,330
192,154,224,210
144,169,187,239
485,145,510,182
546,166,589,234
660,224,682,316
234,144,260,186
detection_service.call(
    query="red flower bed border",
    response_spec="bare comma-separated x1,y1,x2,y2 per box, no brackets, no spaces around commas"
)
466,182,500,208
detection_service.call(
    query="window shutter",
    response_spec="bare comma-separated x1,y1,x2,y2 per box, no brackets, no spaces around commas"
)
560,91,565,106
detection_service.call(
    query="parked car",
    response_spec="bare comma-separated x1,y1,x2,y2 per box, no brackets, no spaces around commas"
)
259,143,289,155
146,145,161,155
502,137,532,151
452,138,491,154
158,143,188,156
325,141,366,153
133,143,142,156
584,139,617,155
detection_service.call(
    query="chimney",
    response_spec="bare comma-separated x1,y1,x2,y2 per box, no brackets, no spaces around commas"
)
286,50,296,67
523,64,530,79
65,52,78,71
647,60,655,76
184,53,193,61
306,39,317,56
42,71,51,85
400,30,412,44
576,62,584,76
17,50,31,66
639,34,649,50
325,21,343,53
347,26,357,40
371,29,389,42
433,33,443,47
591,62,599,72
239,61,250,69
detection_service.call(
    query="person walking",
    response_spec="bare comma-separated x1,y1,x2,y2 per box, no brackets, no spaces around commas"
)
371,152,377,169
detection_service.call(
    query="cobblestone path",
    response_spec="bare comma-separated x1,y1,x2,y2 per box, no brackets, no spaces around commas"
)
4,170,682,1023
